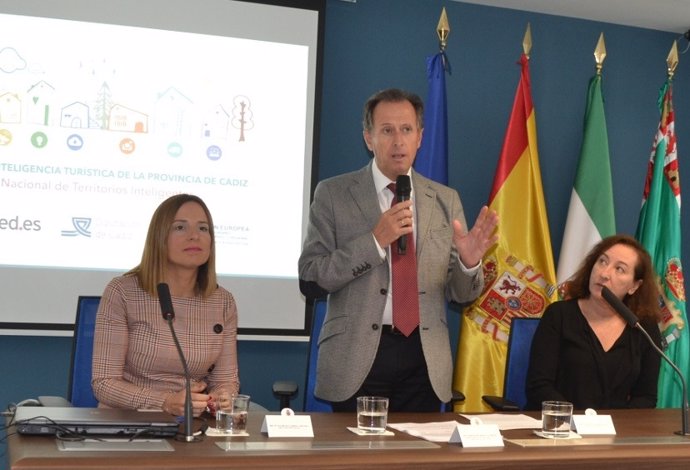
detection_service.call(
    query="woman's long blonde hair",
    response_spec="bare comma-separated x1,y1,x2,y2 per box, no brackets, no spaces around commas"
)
126,194,217,298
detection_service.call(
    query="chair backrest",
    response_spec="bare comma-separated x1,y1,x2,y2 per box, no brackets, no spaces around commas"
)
304,299,332,412
68,296,101,407
502,317,540,410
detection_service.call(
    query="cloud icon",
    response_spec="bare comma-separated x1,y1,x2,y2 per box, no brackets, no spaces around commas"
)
0,47,27,73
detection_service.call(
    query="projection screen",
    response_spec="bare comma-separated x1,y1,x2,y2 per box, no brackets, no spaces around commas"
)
0,0,324,338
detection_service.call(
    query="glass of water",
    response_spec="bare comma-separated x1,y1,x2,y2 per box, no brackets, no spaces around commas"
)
356,396,389,434
215,393,250,434
541,400,573,438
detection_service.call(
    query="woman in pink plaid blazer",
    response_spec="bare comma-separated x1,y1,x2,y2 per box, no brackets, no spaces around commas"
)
92,194,240,417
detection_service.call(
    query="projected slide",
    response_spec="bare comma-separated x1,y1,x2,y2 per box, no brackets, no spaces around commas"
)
0,0,321,334
0,13,306,275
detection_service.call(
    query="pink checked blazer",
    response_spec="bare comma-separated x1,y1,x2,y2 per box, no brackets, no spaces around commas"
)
92,274,240,410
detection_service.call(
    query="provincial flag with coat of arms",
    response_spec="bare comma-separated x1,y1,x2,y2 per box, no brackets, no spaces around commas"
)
635,68,688,409
453,50,557,412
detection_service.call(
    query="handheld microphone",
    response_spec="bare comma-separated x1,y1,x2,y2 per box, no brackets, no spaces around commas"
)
157,283,198,442
395,174,411,255
601,286,690,436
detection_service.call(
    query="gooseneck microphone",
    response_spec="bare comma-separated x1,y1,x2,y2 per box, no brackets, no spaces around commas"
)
157,282,198,442
395,174,411,255
601,286,690,436
600,286,641,328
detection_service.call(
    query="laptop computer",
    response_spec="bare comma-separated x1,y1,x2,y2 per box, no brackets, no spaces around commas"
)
14,406,180,438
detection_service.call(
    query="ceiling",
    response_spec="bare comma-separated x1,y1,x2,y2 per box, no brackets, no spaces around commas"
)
457,0,690,34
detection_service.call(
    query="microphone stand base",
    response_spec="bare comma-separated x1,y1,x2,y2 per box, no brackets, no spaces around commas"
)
175,433,203,443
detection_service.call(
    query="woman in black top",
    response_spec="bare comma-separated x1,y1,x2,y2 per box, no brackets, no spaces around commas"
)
526,234,662,410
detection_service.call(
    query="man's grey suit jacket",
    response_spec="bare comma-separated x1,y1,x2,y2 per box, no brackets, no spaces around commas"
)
298,162,483,403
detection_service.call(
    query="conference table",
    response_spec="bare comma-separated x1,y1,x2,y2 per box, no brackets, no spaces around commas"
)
7,408,690,469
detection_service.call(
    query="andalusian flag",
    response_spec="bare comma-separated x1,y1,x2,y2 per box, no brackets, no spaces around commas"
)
415,51,449,184
557,73,615,286
635,77,688,409
454,53,557,412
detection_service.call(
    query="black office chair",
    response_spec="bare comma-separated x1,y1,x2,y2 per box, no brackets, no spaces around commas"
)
481,317,540,411
445,390,466,411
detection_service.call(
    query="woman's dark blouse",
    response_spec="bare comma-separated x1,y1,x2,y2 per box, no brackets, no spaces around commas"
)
525,298,662,410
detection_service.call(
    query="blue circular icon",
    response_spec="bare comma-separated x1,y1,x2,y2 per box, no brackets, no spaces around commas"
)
207,145,222,161
67,134,84,150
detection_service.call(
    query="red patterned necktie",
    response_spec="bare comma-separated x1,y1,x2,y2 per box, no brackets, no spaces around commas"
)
388,183,420,336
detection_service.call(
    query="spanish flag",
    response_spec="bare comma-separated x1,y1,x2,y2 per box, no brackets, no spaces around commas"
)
453,52,557,412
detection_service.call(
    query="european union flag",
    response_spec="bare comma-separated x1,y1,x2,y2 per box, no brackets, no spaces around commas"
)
414,51,449,185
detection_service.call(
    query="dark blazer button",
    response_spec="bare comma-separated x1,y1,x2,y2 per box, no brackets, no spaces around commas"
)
380,288,387,295
213,324,223,334
372,324,379,331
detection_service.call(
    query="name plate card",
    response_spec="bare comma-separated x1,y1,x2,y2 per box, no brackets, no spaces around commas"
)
449,418,504,447
572,414,616,435
261,409,314,438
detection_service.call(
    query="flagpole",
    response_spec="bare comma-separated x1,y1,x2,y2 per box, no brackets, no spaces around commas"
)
667,40,679,79
413,8,450,184
523,23,532,58
664,40,688,437
437,7,449,52
437,7,450,71
594,32,606,75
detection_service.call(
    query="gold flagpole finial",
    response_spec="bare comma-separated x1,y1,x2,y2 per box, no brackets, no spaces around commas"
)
594,32,607,75
522,23,532,58
437,7,450,52
667,40,679,78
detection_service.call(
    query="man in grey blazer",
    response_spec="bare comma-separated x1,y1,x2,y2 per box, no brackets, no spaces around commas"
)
298,88,498,411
